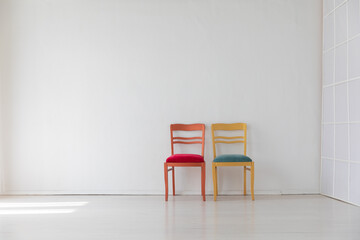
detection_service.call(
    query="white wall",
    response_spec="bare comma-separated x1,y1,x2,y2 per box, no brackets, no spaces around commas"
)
0,3,3,194
1,0,322,195
0,0,10,194
322,0,360,206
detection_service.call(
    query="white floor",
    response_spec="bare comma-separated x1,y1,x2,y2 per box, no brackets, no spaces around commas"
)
0,195,358,240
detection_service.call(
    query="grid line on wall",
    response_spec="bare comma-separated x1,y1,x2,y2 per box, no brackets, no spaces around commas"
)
322,121,360,124
323,75,360,88
324,0,348,18
322,157,360,164
323,31,360,53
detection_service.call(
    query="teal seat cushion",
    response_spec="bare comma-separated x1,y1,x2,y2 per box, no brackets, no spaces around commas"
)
213,154,252,162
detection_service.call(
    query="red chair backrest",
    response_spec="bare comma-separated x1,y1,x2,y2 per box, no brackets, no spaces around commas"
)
170,124,205,156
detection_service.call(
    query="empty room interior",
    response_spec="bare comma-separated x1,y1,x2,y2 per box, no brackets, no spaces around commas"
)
0,0,359,239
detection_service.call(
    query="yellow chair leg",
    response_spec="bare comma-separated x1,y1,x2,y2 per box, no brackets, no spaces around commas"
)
212,164,217,201
243,166,247,196
251,163,255,201
215,166,218,196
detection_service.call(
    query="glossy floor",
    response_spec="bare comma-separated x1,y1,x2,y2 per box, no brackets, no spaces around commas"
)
0,195,358,240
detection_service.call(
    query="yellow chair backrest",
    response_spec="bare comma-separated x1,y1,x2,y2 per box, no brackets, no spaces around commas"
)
211,123,247,159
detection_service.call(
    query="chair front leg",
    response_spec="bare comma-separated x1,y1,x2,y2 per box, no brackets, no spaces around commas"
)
172,167,175,196
164,163,168,201
212,164,217,201
201,163,206,201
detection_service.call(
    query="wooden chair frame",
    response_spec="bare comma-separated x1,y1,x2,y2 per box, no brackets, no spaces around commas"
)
211,123,254,201
164,123,206,201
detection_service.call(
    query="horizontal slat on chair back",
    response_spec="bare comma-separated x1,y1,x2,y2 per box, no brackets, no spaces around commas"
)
213,136,245,144
211,123,246,131
173,136,203,144
171,124,205,131
173,141,203,144
173,137,203,140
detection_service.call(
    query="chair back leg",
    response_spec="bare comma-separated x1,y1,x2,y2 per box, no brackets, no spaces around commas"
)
243,166,247,196
164,163,168,201
251,163,255,201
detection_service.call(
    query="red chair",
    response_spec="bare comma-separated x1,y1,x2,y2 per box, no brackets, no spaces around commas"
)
164,124,206,201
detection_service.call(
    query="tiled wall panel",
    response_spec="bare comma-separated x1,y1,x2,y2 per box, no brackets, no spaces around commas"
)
321,158,334,195
349,163,360,205
322,0,360,206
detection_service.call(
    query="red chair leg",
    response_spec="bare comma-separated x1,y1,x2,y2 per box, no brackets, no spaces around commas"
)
172,167,175,196
164,163,168,201
201,163,206,201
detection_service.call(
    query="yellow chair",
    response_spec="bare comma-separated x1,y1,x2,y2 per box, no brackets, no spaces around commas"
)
211,123,254,201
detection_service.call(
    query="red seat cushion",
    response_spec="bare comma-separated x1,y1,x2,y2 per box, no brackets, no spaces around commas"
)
166,154,204,163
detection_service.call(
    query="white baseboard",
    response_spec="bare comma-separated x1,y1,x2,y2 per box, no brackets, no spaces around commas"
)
1,189,320,196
